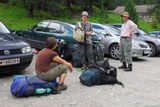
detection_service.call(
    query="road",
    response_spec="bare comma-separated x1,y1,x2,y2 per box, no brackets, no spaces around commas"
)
0,54,160,107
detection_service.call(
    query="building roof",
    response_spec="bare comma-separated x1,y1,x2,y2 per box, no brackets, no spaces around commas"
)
114,5,154,14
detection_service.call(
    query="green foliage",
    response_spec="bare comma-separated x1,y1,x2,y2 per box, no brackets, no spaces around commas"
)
92,6,108,23
8,0,24,8
125,0,139,24
0,3,159,32
151,12,159,29
139,20,160,32
108,13,122,24
0,3,43,30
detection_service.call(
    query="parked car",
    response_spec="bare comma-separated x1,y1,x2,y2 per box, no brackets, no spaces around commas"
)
92,23,151,59
15,20,103,60
111,23,160,56
0,21,33,73
148,31,160,38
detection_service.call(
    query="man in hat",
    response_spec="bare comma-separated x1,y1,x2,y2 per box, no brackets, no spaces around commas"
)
118,11,137,71
73,11,94,70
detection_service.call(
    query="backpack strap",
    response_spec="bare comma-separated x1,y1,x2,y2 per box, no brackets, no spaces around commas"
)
78,22,82,28
78,22,84,31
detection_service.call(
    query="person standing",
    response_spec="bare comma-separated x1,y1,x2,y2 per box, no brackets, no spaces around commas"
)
35,37,73,92
118,12,137,71
73,11,94,70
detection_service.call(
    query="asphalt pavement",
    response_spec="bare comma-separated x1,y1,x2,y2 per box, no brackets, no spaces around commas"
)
0,54,160,107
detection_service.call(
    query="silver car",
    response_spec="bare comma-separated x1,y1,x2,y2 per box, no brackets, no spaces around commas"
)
92,23,151,59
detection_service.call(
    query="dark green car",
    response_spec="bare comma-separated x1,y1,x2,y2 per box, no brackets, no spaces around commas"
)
15,20,103,60
16,20,102,49
16,20,76,49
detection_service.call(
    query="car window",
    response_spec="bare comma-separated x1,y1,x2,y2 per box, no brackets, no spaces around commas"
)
61,25,65,32
0,22,10,33
33,26,45,32
157,33,160,37
112,24,122,28
104,26,120,36
92,25,104,30
47,23,63,33
149,33,156,37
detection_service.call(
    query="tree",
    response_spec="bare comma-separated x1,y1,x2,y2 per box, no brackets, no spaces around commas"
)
151,12,158,29
154,0,160,22
125,0,138,24
147,0,160,22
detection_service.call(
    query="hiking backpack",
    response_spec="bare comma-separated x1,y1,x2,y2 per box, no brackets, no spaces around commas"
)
79,59,124,87
93,43,105,62
10,75,58,97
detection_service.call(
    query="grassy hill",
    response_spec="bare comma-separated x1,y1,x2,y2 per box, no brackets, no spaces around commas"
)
0,3,159,32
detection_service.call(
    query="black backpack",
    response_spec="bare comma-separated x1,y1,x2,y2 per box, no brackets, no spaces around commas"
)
93,43,105,62
79,59,124,87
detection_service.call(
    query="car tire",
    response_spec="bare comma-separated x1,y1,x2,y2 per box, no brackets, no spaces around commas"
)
148,43,156,57
109,44,119,59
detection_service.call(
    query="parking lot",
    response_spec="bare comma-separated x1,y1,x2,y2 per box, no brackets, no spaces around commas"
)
0,54,160,107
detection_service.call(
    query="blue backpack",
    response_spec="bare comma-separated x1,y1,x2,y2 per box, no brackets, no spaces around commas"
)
10,75,58,97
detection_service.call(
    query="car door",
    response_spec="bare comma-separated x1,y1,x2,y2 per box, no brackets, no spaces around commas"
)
23,21,50,49
39,22,75,48
38,22,64,49
29,26,46,49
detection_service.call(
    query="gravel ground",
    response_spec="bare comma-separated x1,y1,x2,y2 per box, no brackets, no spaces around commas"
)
0,54,160,107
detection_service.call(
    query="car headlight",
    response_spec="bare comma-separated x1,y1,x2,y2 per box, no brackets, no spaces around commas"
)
132,43,141,49
21,46,32,53
156,39,160,42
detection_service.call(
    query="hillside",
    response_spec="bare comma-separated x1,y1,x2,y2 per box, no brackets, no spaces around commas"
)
0,3,158,32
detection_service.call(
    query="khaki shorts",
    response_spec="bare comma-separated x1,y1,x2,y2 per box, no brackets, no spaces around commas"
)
37,63,68,82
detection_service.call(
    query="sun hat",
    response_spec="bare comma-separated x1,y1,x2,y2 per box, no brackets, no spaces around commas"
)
81,11,89,17
121,11,130,17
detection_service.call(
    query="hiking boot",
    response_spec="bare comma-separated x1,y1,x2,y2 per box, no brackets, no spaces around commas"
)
124,64,132,71
81,64,87,70
56,82,67,91
118,62,127,69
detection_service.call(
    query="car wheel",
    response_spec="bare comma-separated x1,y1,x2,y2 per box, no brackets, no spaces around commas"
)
109,44,119,59
148,43,156,57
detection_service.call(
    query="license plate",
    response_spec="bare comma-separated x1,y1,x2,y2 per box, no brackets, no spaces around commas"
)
0,58,20,66
144,50,150,54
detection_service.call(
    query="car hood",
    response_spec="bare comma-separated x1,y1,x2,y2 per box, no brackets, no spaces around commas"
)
132,38,146,44
0,33,29,49
134,34,160,42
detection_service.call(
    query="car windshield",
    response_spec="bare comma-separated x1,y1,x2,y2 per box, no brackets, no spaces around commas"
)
104,25,120,36
0,22,10,33
64,22,75,29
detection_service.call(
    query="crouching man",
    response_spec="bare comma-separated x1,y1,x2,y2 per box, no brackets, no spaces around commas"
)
35,37,73,92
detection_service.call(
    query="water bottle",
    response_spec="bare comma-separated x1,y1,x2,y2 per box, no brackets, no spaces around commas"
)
35,88,47,94
46,88,52,93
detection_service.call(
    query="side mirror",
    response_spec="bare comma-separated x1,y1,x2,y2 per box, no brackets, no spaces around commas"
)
134,32,139,37
28,27,32,31
9,28,15,33
100,31,110,37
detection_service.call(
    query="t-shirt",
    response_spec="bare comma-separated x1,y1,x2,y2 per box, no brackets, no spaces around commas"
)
35,48,58,73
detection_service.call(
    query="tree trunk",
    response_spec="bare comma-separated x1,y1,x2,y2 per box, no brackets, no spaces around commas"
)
39,0,45,17
27,3,34,18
